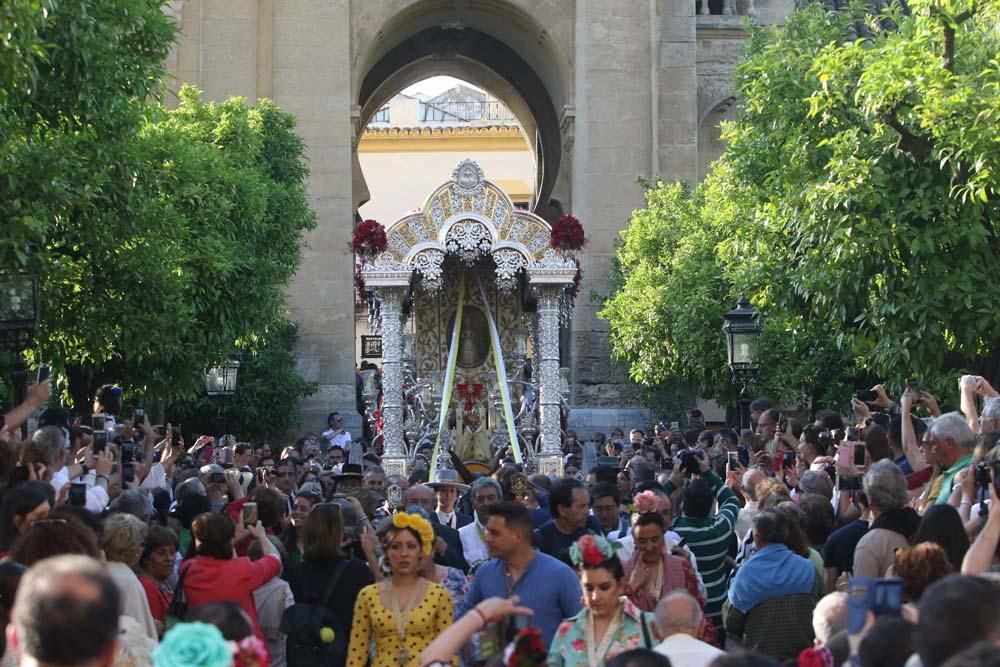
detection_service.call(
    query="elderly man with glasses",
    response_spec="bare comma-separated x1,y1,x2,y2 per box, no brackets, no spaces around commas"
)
458,477,502,570
922,412,979,506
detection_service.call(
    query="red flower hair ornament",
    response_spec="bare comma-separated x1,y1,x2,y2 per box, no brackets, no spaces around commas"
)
569,533,617,569
504,626,546,667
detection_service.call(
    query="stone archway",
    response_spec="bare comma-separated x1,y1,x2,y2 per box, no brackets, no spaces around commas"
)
351,0,573,216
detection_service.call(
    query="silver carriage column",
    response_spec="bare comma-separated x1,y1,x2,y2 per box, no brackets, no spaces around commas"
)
528,254,577,477
360,267,411,477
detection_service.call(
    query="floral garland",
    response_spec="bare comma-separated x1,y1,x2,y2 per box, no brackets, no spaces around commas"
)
569,533,617,569
391,512,436,556
504,626,547,667
550,214,586,251
352,219,387,258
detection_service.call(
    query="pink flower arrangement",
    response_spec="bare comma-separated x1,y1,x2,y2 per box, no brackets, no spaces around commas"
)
633,490,666,514
232,637,270,667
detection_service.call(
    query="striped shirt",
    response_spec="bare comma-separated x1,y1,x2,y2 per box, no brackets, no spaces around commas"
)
665,472,740,622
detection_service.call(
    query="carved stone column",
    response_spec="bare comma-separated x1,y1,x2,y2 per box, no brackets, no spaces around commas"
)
377,286,407,477
534,284,565,477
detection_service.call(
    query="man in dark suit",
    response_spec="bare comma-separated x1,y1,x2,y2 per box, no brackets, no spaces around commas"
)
404,484,469,573
427,469,473,529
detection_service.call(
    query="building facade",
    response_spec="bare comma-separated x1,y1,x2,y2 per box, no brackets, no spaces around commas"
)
163,0,790,433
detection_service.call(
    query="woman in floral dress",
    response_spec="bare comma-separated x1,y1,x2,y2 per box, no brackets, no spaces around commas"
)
547,534,656,667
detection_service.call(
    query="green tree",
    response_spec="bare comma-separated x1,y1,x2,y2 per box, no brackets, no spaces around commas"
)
602,0,1000,412
45,87,317,408
168,318,317,443
1,2,317,417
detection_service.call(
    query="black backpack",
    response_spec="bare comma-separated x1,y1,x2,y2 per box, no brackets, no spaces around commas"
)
280,560,349,667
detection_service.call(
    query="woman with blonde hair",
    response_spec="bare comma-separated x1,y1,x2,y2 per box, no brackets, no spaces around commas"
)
101,513,159,640
346,512,453,667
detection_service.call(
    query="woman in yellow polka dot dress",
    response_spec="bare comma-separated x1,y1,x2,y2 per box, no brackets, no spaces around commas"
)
347,512,455,667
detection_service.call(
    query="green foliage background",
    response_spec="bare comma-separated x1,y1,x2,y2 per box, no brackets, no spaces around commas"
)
601,0,1000,415
0,0,317,435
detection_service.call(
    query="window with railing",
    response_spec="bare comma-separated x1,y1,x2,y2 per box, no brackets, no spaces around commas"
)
371,105,390,123
418,100,515,123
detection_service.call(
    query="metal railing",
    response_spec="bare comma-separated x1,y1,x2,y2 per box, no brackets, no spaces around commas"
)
419,100,516,123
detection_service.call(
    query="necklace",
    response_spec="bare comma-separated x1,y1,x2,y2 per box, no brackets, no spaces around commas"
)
586,603,623,667
387,578,422,666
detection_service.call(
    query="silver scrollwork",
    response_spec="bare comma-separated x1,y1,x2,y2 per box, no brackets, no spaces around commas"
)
535,285,564,459
412,249,445,291
379,288,406,462
451,159,486,198
493,248,528,292
446,220,492,265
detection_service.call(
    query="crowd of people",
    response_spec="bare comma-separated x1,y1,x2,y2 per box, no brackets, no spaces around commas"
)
0,375,999,667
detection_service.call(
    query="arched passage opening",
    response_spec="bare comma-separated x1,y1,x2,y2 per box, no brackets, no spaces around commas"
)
352,1,571,219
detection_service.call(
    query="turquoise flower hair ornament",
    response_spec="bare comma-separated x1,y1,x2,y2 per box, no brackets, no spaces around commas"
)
153,622,233,667
569,533,617,568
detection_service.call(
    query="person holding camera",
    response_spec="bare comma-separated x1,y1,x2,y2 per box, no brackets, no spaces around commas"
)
663,451,740,644
21,425,112,513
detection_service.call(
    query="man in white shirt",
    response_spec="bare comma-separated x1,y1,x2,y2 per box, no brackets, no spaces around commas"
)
735,467,766,544
321,412,352,449
653,591,725,667
26,426,111,513
459,477,501,569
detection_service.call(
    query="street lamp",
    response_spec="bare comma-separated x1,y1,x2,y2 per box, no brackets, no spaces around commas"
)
723,295,761,431
205,360,240,436
0,268,41,437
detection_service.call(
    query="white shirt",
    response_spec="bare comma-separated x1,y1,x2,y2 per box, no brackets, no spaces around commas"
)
437,510,457,529
735,502,759,545
459,520,490,568
654,633,725,667
322,428,352,449
51,466,108,514
105,561,158,641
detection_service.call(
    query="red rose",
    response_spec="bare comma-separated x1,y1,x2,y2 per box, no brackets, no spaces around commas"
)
551,215,586,250
352,219,388,256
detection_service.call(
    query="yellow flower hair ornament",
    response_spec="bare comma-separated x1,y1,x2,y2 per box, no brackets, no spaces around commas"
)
391,512,435,556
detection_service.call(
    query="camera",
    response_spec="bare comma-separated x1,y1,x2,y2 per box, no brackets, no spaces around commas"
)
975,461,992,487
677,448,704,476
854,389,878,403
121,442,139,464
840,474,863,491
